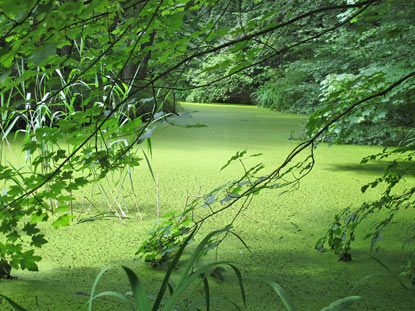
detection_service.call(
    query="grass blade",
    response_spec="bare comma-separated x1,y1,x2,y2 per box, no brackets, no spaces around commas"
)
163,263,221,310
0,294,27,311
152,226,198,311
349,273,391,294
142,149,155,183
146,137,152,157
92,291,136,310
259,278,296,311
320,296,361,311
228,264,246,308
122,266,151,311
228,230,251,254
2,116,20,140
180,227,229,280
201,275,210,311
165,262,243,311
88,264,117,311
167,279,175,296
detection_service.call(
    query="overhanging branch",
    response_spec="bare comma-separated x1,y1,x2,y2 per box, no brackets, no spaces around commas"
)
194,71,415,224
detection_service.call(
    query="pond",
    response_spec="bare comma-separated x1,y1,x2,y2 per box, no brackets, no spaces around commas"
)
1,103,413,311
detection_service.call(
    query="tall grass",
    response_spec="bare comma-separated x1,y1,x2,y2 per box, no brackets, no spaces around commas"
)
0,57,156,222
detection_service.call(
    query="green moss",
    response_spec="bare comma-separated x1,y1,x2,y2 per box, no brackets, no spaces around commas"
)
1,103,413,310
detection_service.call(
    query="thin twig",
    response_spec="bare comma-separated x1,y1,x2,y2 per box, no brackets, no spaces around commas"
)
193,71,415,226
156,173,160,219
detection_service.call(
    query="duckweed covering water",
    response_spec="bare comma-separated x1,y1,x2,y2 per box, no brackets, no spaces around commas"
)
1,103,413,310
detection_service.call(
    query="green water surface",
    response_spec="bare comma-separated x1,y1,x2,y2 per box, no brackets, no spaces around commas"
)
1,103,413,311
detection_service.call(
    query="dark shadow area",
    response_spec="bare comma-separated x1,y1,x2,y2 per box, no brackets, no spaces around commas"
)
3,240,414,311
237,247,413,311
3,188,413,311
325,160,415,175
2,261,165,311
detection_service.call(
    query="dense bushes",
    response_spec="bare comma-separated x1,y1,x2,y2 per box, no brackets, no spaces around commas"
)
184,74,253,104
252,62,320,114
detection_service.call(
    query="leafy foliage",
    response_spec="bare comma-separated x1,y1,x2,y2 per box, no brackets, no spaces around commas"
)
0,0,189,276
0,72,154,273
183,53,255,104
307,66,415,145
251,0,415,145
253,62,320,114
0,3,414,311
135,210,193,266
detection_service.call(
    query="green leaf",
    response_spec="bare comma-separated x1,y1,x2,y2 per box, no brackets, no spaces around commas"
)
52,215,71,229
0,50,14,67
0,70,11,83
20,250,41,271
142,149,155,183
361,184,369,193
227,63,251,75
230,41,248,53
22,223,40,235
228,231,251,254
164,261,244,311
122,266,151,311
227,264,246,308
180,228,229,280
201,275,210,311
31,43,58,66
220,150,247,171
88,265,117,311
210,266,226,281
185,123,207,128
31,234,48,247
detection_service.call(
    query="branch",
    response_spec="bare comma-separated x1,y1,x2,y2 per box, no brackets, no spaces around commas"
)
0,0,41,41
145,0,380,87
